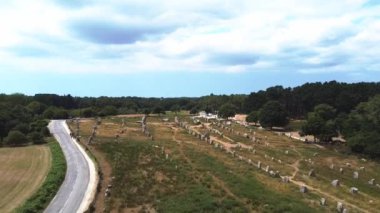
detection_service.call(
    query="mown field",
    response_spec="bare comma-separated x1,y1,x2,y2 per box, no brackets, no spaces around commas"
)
0,144,51,212
72,112,380,213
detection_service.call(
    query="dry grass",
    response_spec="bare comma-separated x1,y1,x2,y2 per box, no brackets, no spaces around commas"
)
0,145,51,212
74,115,380,212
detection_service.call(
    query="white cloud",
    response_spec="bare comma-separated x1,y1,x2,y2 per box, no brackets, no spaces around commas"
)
0,0,379,75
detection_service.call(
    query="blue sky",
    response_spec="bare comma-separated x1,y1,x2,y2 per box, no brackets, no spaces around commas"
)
0,0,379,97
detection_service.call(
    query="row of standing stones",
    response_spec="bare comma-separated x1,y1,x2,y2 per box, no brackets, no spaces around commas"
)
176,116,378,213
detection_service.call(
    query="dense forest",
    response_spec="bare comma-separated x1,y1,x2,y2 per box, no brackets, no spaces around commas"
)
0,81,379,157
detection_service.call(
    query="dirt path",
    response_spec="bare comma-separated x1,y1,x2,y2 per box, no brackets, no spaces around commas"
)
290,178,369,213
0,145,51,212
183,123,371,212
287,147,368,212
290,159,300,179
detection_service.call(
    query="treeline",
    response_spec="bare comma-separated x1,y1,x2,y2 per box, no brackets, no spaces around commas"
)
0,100,50,146
1,81,379,156
243,81,380,117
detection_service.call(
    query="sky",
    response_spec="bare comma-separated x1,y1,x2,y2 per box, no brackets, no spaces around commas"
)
0,0,380,97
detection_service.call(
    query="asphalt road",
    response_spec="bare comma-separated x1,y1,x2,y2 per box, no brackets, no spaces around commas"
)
45,120,95,213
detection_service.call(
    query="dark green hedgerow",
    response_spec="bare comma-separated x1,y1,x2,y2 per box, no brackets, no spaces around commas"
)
16,138,67,213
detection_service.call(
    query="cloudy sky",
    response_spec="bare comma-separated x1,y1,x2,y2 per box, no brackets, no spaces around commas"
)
0,0,379,97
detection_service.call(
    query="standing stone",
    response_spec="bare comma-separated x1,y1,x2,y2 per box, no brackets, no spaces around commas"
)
353,171,359,179
265,165,269,173
285,150,289,155
332,179,340,187
339,168,344,174
337,202,344,213
281,176,289,183
330,164,335,169
368,179,375,185
142,115,147,124
320,198,326,206
257,161,261,169
300,185,308,193
308,169,315,177
350,187,359,194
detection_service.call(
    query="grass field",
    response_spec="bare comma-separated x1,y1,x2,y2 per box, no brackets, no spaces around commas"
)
0,144,51,212
71,114,380,213
16,138,67,213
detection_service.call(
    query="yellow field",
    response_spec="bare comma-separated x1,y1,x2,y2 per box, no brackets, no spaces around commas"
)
0,145,51,212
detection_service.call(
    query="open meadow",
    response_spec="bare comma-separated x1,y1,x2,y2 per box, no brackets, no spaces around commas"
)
71,112,380,213
0,145,51,212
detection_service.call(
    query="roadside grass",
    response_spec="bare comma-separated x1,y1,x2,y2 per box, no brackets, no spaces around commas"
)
16,138,66,213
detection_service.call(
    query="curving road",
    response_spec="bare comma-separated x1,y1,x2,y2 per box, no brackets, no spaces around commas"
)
45,120,97,213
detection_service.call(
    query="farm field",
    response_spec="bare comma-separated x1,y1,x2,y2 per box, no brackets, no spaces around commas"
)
71,112,380,213
0,144,51,212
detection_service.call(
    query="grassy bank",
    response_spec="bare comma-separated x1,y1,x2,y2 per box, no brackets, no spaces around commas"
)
16,138,66,213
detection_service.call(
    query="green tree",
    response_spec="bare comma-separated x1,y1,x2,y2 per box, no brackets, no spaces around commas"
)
190,106,199,115
246,111,259,123
43,107,55,119
28,132,45,144
218,103,237,119
302,104,337,142
153,106,165,116
82,108,94,117
27,101,46,115
99,106,118,117
54,109,69,119
13,123,30,135
170,104,181,115
343,95,380,156
5,130,27,146
258,101,288,128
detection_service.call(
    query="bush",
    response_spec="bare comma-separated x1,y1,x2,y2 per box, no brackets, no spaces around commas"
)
28,132,45,144
99,106,118,117
6,130,27,146
82,108,94,117
259,101,288,128
246,111,259,123
13,123,30,135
